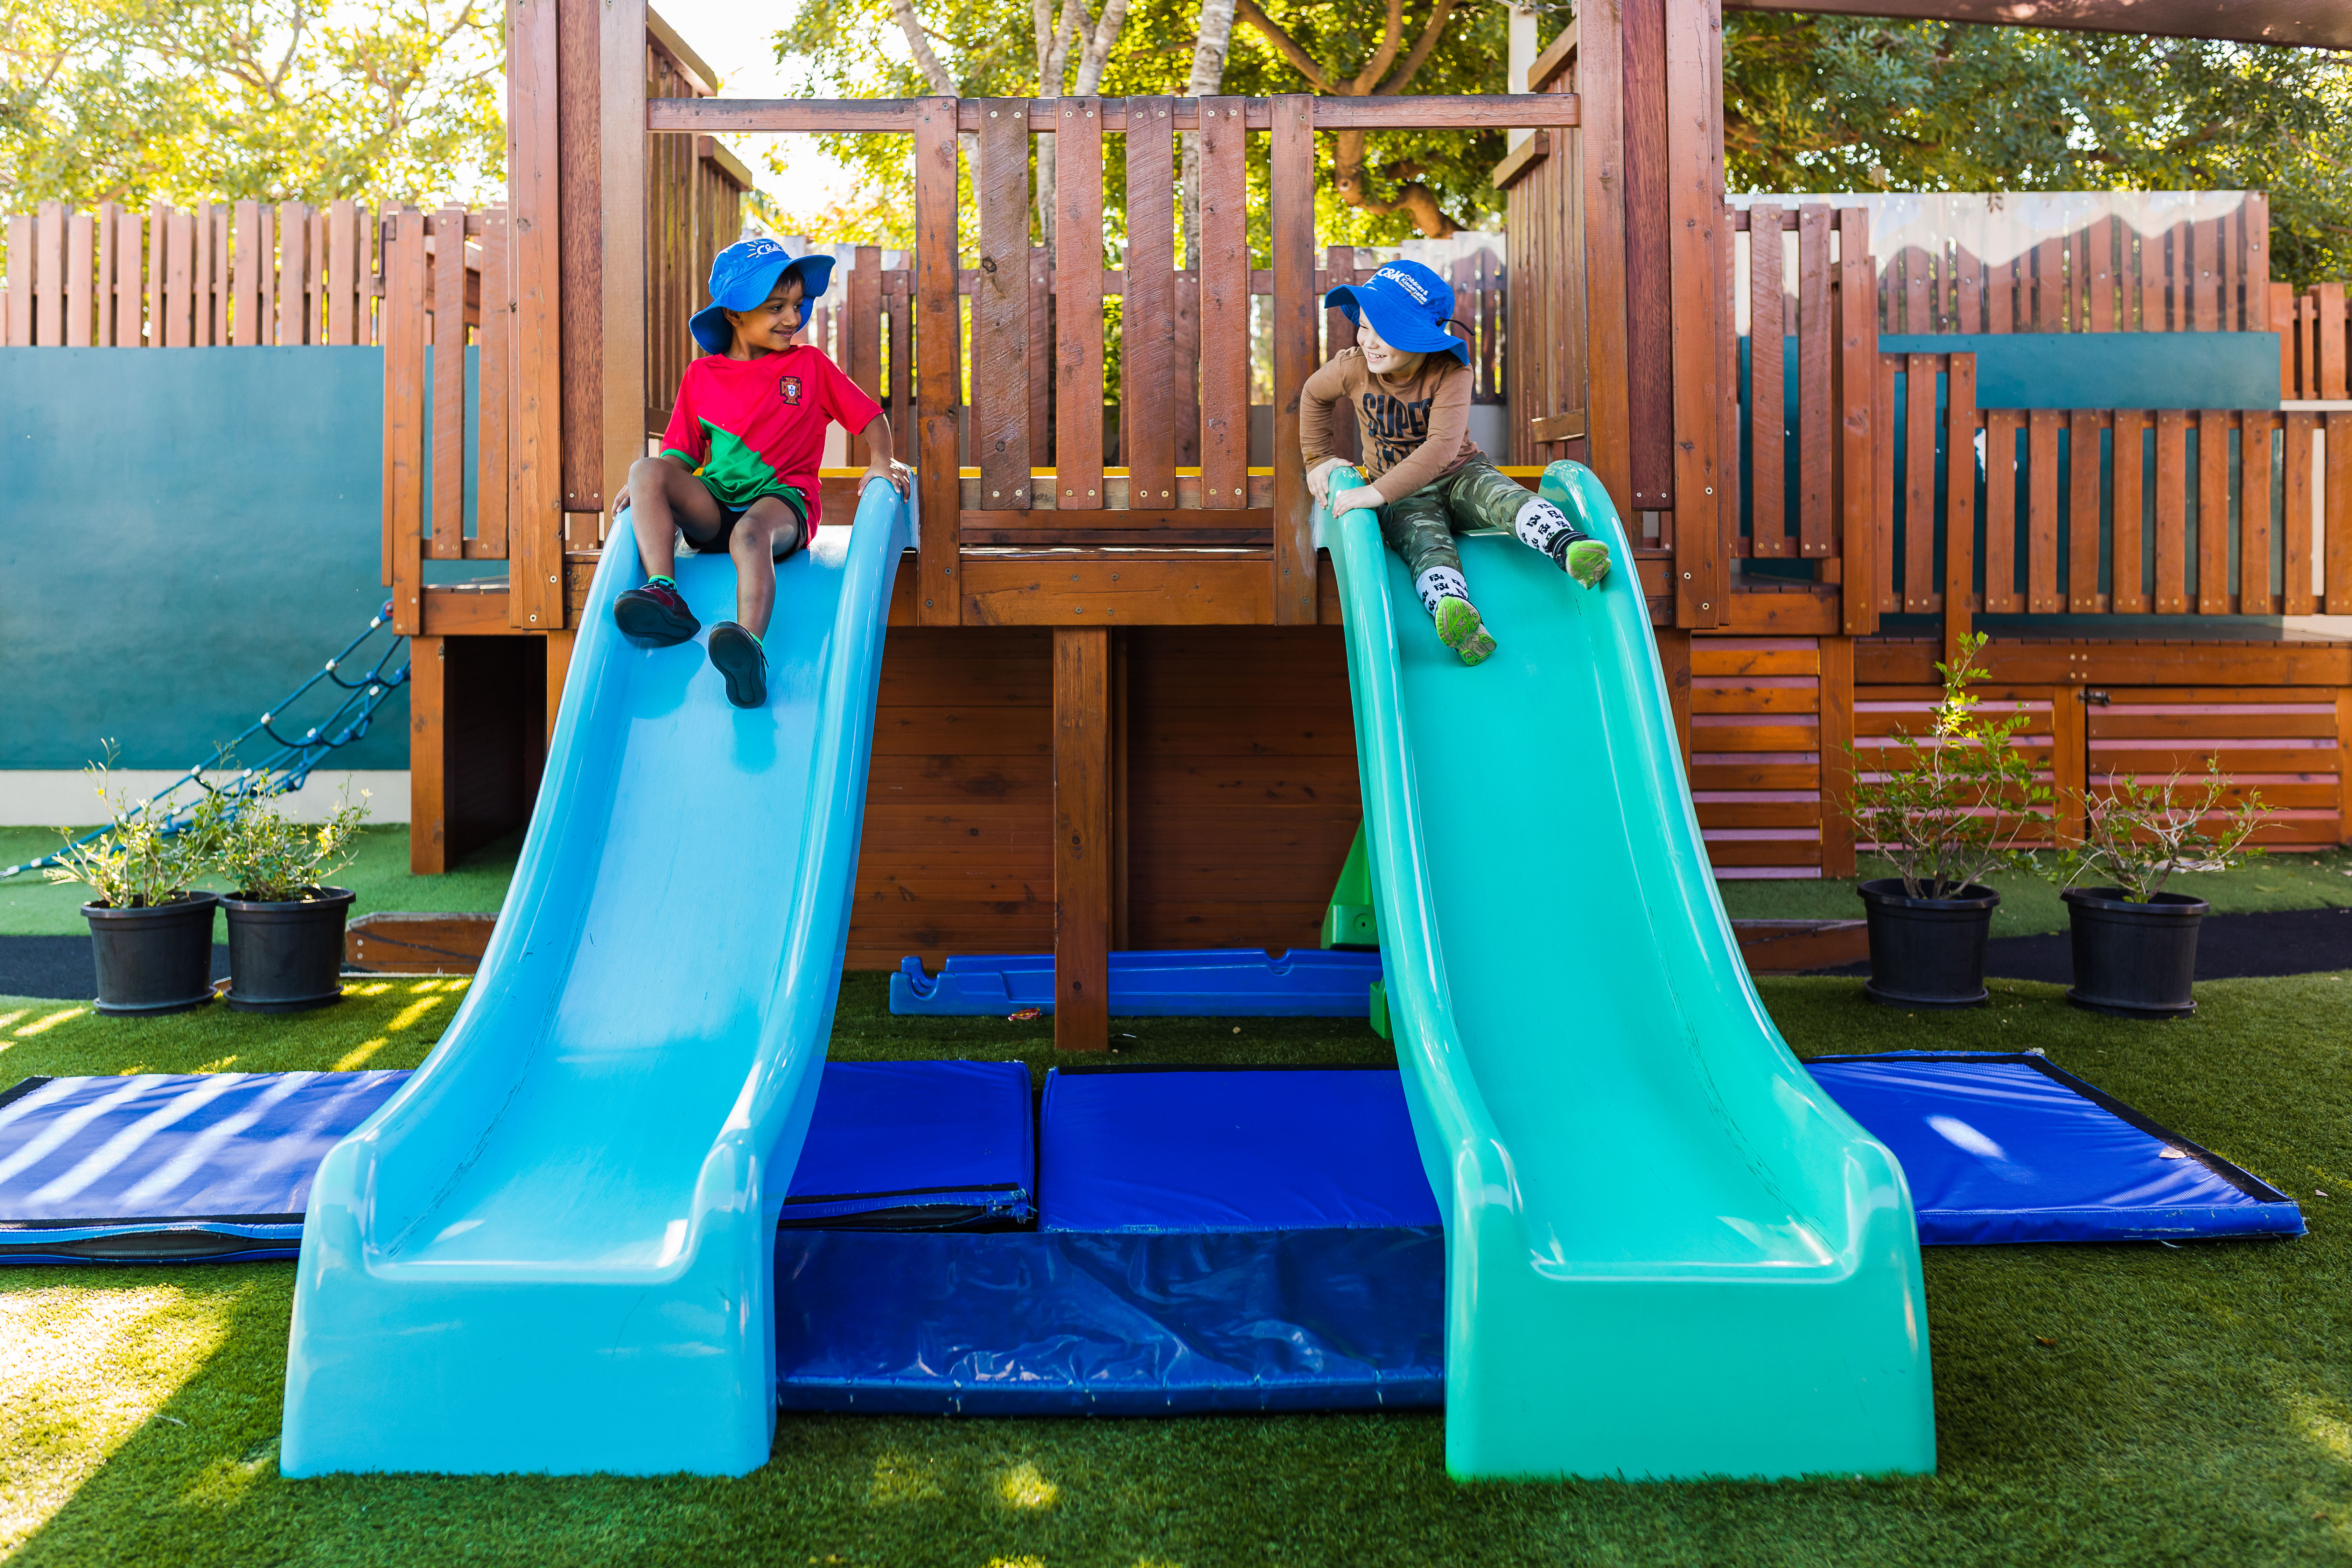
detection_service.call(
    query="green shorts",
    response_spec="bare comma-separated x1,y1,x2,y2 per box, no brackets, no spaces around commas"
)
1378,460,1534,581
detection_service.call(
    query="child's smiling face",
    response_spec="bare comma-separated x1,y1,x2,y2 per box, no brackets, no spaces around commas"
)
1357,319,1423,379
724,271,806,357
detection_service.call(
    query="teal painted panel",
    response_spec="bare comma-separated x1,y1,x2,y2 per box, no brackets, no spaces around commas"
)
1878,332,2278,411
0,348,408,770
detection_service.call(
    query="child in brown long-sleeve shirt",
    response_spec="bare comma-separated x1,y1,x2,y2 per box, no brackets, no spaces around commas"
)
1303,259,1609,665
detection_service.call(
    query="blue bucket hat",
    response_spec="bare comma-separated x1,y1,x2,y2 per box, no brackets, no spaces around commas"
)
688,237,836,355
1324,259,1470,366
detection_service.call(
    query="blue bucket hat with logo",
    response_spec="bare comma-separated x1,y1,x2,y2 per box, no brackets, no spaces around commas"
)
1323,258,1470,365
688,237,836,355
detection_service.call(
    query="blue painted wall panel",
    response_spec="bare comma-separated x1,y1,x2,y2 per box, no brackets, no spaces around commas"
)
0,347,408,769
1877,332,2278,411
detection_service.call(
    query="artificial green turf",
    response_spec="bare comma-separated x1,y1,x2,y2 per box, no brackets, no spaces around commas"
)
2,971,2348,1566
0,826,522,938
1716,846,2352,937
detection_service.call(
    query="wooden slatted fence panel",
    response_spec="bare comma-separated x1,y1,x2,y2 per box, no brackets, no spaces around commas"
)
1690,637,1825,878
2088,691,2344,848
1853,688,2060,850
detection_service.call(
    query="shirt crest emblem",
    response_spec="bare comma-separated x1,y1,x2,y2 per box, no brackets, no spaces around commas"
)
780,374,804,405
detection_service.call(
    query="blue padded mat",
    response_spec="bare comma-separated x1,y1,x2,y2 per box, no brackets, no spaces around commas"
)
891,948,1383,1016
1804,1052,2305,1244
1038,1067,1441,1233
0,1071,408,1263
774,1226,1444,1413
782,1060,1034,1227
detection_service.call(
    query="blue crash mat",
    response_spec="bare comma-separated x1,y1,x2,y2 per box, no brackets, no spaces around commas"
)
0,1071,409,1263
1805,1052,2305,1244
774,1227,1444,1413
781,1060,1034,1227
1039,1066,1441,1232
891,948,1383,1016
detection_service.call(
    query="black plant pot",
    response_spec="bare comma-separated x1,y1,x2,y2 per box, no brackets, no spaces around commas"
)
83,894,220,1015
221,887,355,1014
2062,887,2207,1019
1857,878,1999,1008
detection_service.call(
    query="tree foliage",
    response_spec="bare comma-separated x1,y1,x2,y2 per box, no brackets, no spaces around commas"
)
1725,15,2352,285
1,0,504,210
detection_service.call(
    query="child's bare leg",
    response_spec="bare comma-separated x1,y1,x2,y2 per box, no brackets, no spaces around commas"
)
720,497,803,639
626,457,726,581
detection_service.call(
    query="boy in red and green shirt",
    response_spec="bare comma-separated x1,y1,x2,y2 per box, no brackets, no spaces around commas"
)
615,237,909,707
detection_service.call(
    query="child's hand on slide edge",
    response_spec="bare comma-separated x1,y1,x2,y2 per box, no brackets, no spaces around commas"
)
1306,456,1345,507
865,460,912,498
1329,483,1384,517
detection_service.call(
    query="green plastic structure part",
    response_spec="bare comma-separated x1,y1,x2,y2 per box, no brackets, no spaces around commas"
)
1322,822,1381,950
1325,460,1935,1482
1367,978,1390,1040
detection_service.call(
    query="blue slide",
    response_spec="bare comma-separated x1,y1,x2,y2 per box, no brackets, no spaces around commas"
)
280,480,910,1477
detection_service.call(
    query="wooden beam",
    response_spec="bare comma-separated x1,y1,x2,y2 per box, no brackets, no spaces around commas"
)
960,553,1278,625
644,5,719,93
507,0,566,631
1529,20,1580,91
645,93,1582,136
409,636,448,874
915,97,962,626
1054,626,1113,1053
1721,0,2352,49
1489,129,1550,191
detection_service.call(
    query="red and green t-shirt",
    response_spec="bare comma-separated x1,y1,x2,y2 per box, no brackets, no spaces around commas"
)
658,345,883,529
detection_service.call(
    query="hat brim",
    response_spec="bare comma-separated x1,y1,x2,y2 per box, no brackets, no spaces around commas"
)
691,254,839,355
1323,283,1470,365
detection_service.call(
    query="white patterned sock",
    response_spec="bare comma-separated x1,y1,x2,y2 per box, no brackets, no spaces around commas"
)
1414,566,1470,617
1512,497,1576,559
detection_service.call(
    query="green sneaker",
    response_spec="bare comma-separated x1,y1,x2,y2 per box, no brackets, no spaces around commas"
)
1563,537,1612,589
1433,596,1498,667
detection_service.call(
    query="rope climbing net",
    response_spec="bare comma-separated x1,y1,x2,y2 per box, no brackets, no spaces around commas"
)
2,603,411,878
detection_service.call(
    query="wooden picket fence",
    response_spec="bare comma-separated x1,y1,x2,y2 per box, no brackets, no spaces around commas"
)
0,199,404,347
2277,281,2350,401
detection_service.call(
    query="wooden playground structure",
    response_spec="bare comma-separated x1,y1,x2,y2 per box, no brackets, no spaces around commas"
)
7,0,2350,1053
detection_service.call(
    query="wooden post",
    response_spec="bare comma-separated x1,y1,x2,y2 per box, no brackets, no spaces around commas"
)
1943,355,1976,671
1578,0,1634,520
600,0,650,543
1270,94,1318,624
1836,209,1876,636
508,0,566,632
410,636,448,874
975,102,1032,511
545,628,578,750
385,211,428,633
915,96,962,626
2052,682,2088,847
1657,627,1692,762
1818,634,1856,878
1054,626,1113,1053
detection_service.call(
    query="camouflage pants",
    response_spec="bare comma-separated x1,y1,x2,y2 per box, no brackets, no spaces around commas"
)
1378,460,1556,580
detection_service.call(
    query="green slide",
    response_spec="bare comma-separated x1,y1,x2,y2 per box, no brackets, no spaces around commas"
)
1326,461,1935,1481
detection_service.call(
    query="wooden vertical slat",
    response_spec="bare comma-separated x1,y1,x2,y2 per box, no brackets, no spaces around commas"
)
1797,204,1832,558
2197,410,2231,614
1030,247,1053,465
2243,194,2268,332
1943,355,1976,670
1173,266,1200,468
35,202,66,345
2191,217,2220,332
474,208,511,561
1197,96,1248,509
1837,209,1876,633
1478,250,1500,400
915,96,962,626
65,212,93,346
1125,96,1177,509
93,203,119,345
847,245,882,467
2087,215,2115,333
598,0,648,538
230,200,259,344
2283,411,2315,616
1578,0,1633,518
2067,410,2103,612
258,204,278,344
2242,413,2274,615
430,207,469,561
276,203,310,344
507,0,565,631
191,203,213,345
1749,204,1785,556
1983,410,2019,614
1666,0,1726,626
1871,352,1896,613
2137,220,2164,333
1270,93,1318,624
1818,633,1856,878
1054,625,1113,1054
888,268,912,447
114,207,145,346
1954,233,1982,334
974,100,1032,510
408,637,447,874
1323,245,1360,464
2051,673,2087,847
2154,410,2188,613
385,210,428,630
2317,282,2346,401
1902,354,1936,612
1054,98,1106,515
2327,412,2352,615
166,208,193,347
3,215,29,346
328,200,357,344
2026,409,2060,612
2111,410,2146,612
2031,231,2061,333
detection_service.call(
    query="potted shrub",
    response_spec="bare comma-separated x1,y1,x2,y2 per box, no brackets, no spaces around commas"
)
44,752,227,1015
215,787,370,1013
2046,763,2271,1018
1844,634,2050,1008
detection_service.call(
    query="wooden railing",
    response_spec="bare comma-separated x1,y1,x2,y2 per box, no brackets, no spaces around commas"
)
2276,282,2350,402
2,199,390,346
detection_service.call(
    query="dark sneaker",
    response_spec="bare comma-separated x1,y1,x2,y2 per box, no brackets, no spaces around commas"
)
615,580,699,646
708,622,768,708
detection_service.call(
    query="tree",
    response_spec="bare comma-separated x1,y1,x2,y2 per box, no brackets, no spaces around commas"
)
1724,14,2352,286
0,0,504,210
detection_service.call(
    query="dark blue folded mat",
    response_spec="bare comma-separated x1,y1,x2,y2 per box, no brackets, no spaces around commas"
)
780,1059,1034,1228
1803,1052,2305,1244
890,948,1383,1016
0,1071,410,1263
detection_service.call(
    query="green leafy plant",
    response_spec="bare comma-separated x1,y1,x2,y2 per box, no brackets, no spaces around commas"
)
2049,762,2273,902
42,744,227,909
1844,632,2051,898
215,786,371,903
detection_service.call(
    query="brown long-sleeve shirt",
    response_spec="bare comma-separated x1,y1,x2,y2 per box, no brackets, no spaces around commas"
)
1299,348,1482,499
